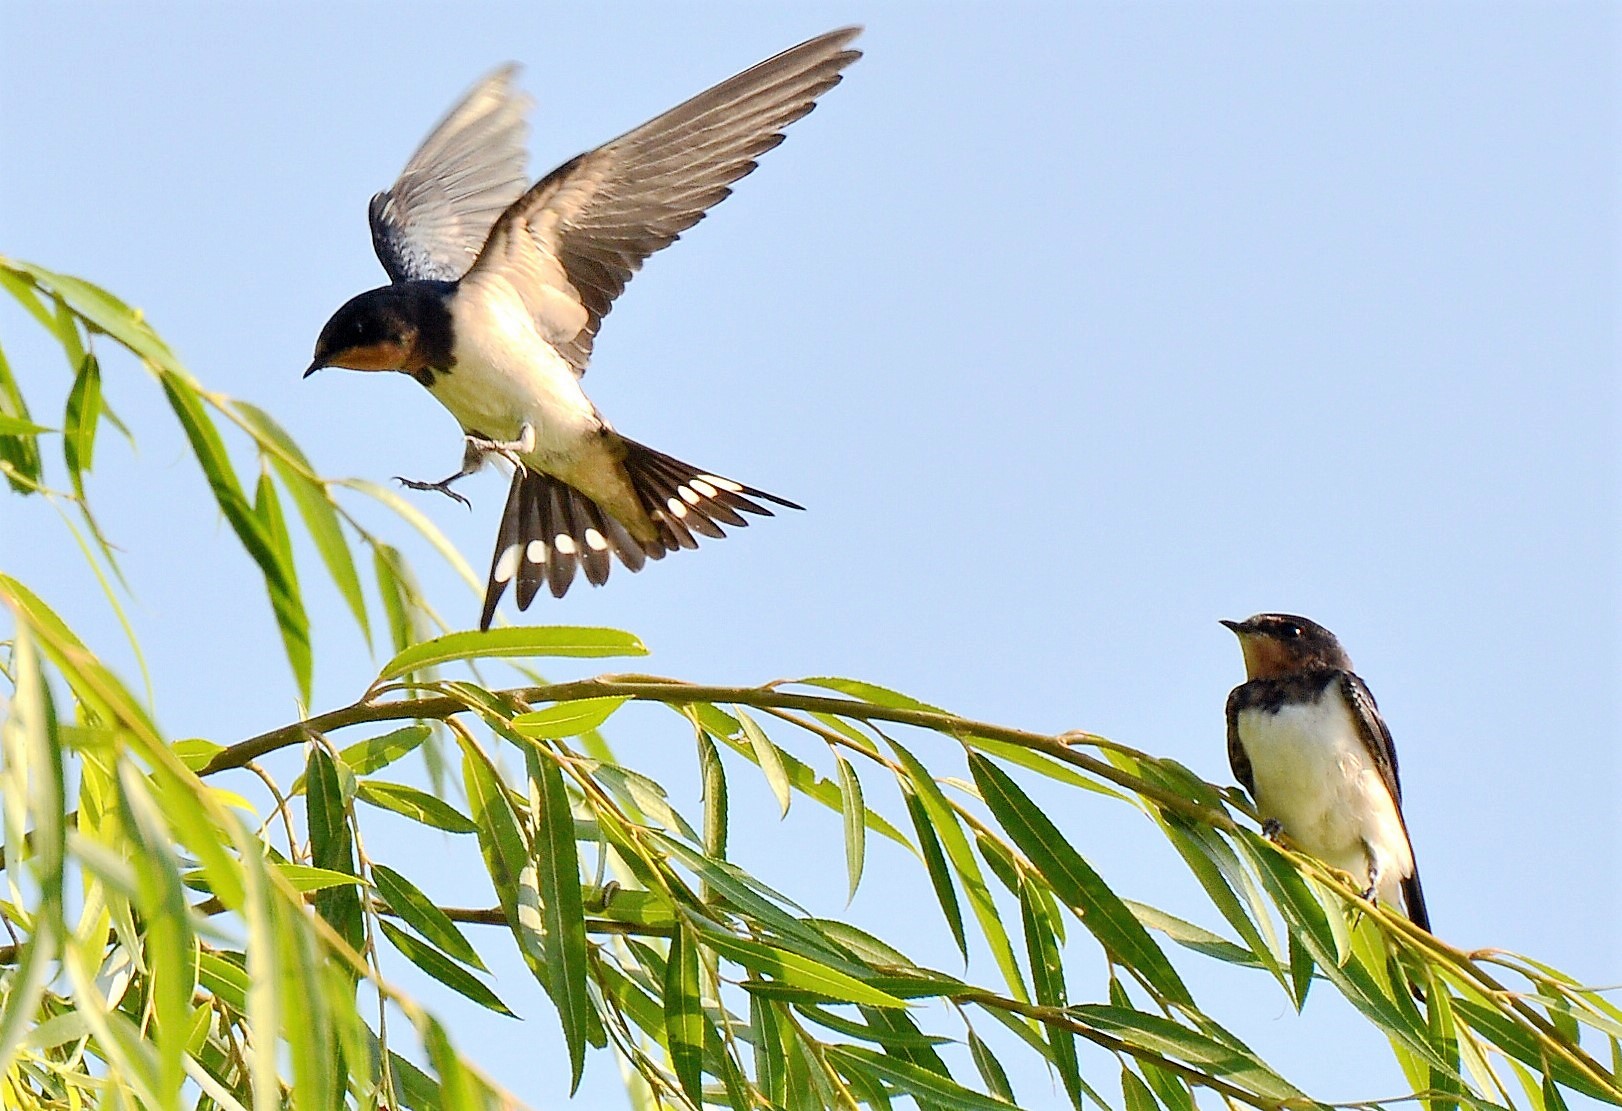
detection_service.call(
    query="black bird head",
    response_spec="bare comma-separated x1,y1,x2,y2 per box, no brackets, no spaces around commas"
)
305,286,427,377
1221,613,1352,679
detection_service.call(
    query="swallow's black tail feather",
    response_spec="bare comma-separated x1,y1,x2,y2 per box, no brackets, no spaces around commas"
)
477,443,799,629
624,438,801,553
1402,868,1430,934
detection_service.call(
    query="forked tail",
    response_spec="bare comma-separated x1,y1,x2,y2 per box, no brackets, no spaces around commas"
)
479,439,800,629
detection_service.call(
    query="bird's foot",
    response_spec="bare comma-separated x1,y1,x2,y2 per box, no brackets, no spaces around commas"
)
467,424,536,469
394,475,472,509
1261,818,1284,842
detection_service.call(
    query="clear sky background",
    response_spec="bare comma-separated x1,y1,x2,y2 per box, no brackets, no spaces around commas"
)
2,3,1618,1108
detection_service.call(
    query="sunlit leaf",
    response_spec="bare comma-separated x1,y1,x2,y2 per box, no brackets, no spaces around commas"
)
664,925,705,1105
971,753,1191,1007
379,920,515,1017
356,780,478,834
527,744,592,1090
372,862,485,971
512,696,627,739
376,626,646,682
738,708,792,816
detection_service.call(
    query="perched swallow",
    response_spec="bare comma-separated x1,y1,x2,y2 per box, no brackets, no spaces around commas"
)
306,29,861,628
1222,614,1430,931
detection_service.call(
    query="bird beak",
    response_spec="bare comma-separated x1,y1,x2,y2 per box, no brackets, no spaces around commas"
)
1220,619,1245,635
303,359,325,379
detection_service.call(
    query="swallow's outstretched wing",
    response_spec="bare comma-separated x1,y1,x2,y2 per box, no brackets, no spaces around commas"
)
464,27,861,374
370,66,533,283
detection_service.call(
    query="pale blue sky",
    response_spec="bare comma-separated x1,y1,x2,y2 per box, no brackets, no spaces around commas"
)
3,3,1618,1107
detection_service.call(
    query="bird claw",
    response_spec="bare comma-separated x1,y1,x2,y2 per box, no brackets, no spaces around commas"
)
1261,818,1284,842
393,475,472,509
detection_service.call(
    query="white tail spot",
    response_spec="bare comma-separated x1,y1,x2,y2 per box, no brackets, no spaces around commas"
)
696,473,743,493
493,544,522,583
690,479,718,498
584,528,608,551
526,540,548,563
678,485,701,505
554,534,577,555
666,497,689,519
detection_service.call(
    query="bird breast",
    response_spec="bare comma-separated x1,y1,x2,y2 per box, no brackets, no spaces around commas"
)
1234,689,1413,889
433,275,600,464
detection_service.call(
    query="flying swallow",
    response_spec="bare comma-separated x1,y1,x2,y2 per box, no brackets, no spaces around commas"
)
1222,613,1430,930
306,29,861,628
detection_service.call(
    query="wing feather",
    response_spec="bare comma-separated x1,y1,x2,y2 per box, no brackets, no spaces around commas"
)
466,28,861,373
371,66,533,283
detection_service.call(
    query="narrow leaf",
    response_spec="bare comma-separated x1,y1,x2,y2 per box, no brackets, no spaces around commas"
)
664,926,705,1105
378,920,514,1017
825,1045,1017,1110
356,780,478,833
836,754,866,901
527,744,592,1091
511,696,627,739
376,626,646,681
971,753,1191,1006
372,863,486,971
737,708,791,817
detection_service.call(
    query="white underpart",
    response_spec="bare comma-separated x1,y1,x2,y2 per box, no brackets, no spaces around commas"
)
584,528,608,551
526,540,548,563
666,498,689,518
678,485,700,505
553,534,577,555
689,479,718,498
1234,686,1414,908
493,544,522,584
435,274,600,468
696,474,742,493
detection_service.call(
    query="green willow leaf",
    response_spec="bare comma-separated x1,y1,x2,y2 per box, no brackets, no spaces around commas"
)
796,676,946,713
1022,878,1082,1110
374,544,416,655
968,1029,1017,1104
270,863,365,894
750,996,789,1108
235,401,371,644
697,726,728,862
0,413,53,436
458,734,528,927
1237,834,1446,1070
1451,999,1621,1106
378,920,515,1017
376,626,647,682
356,780,478,834
158,369,291,602
901,784,967,959
890,740,1026,1002
698,928,906,1009
825,1045,1017,1111
254,471,312,703
527,744,592,1091
663,926,705,1106
372,862,485,971
512,696,627,739
835,754,866,901
306,748,363,959
339,724,431,776
1072,1006,1306,1103
1121,1067,1160,1111
62,352,101,499
970,753,1191,1007
423,1017,481,1111
737,708,792,817
0,341,43,493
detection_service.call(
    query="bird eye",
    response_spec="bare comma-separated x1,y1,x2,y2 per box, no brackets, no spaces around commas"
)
1279,623,1301,639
